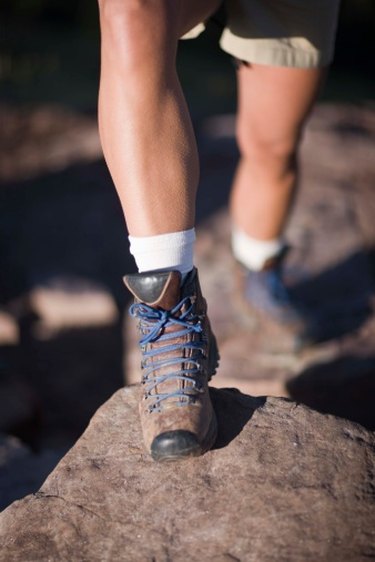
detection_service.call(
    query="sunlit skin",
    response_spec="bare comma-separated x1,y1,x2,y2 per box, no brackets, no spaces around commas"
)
231,63,325,240
98,0,325,240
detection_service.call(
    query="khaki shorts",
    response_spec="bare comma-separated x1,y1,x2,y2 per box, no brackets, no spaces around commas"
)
183,0,341,68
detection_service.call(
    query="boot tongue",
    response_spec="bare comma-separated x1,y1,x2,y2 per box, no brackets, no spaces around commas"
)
124,270,181,309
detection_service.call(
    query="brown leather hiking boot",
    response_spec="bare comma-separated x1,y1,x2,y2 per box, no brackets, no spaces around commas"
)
234,247,318,351
124,268,219,461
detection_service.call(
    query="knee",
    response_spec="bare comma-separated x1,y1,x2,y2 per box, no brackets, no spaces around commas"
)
98,0,178,67
236,122,300,167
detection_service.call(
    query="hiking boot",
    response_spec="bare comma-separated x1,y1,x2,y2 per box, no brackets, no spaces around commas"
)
124,268,219,461
236,248,317,350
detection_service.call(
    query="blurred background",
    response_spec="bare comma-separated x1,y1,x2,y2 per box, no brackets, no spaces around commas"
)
0,0,374,509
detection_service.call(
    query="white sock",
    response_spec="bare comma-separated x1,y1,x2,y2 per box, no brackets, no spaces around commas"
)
232,226,284,271
129,228,195,278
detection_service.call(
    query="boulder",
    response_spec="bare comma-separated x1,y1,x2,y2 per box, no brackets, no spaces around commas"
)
1,386,374,561
29,275,118,336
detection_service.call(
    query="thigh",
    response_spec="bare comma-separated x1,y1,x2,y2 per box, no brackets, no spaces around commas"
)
236,63,326,148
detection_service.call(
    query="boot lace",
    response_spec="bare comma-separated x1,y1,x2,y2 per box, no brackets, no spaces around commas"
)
129,296,206,413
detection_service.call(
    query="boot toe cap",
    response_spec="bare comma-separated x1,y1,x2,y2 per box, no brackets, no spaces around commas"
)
151,430,201,461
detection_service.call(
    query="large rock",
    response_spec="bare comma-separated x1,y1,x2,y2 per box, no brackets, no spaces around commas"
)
1,386,374,561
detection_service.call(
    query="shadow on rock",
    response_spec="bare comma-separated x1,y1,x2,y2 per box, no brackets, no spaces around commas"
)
210,387,266,449
0,161,131,449
1,314,126,451
287,355,375,430
366,247,375,285
291,249,374,344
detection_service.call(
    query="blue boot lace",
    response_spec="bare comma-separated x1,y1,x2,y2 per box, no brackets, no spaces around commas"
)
129,296,206,413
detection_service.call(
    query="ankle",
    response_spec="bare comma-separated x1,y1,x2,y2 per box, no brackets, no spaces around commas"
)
232,226,285,271
129,228,195,279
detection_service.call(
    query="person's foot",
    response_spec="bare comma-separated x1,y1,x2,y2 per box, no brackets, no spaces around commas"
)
124,268,219,461
236,249,316,350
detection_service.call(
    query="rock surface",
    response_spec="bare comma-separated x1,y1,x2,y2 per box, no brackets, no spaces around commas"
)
1,385,374,562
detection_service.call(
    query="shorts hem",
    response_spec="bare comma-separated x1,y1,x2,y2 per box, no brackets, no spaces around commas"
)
181,23,206,40
220,33,333,69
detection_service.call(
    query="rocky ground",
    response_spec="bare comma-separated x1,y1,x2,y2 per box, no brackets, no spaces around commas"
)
0,101,375,548
1,386,375,562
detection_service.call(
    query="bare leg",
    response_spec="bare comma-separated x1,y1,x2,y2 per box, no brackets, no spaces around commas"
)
98,0,220,237
97,0,222,461
231,63,326,241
